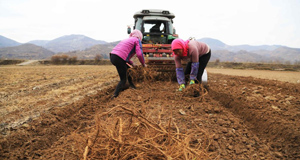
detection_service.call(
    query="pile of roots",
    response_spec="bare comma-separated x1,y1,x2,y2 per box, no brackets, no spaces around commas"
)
128,66,156,82
128,66,208,98
80,105,210,159
128,65,177,82
0,66,211,159
181,83,208,99
59,67,211,159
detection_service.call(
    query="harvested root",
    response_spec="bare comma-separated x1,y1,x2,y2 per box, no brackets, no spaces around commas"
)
181,83,208,99
128,66,156,82
128,65,176,83
80,105,210,159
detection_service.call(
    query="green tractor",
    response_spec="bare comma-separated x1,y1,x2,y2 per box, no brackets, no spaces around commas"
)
127,9,178,75
127,9,178,59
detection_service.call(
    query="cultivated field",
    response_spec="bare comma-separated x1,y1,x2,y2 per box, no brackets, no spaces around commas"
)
0,65,118,131
0,65,299,159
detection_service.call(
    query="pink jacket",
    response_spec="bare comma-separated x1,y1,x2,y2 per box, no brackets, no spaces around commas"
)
110,37,145,66
174,40,209,68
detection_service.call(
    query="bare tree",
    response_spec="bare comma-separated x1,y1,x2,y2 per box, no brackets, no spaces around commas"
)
95,54,103,63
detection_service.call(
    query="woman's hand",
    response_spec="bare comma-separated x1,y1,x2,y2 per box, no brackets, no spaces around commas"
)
126,63,133,68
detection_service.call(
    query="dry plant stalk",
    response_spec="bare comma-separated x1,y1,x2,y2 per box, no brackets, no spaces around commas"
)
82,105,210,159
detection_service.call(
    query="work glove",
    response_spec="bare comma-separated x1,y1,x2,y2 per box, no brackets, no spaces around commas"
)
189,80,195,85
176,68,185,85
190,62,199,80
179,84,185,91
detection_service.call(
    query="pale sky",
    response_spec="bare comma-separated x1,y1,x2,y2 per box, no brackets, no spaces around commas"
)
1,0,300,48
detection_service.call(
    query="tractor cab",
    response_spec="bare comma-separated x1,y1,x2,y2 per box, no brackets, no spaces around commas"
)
139,16,174,44
128,9,178,58
127,9,179,80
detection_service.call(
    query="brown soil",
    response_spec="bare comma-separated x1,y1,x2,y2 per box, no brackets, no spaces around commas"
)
0,66,299,159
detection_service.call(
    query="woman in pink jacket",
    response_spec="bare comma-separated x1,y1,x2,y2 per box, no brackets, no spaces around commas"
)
110,29,146,98
172,38,211,91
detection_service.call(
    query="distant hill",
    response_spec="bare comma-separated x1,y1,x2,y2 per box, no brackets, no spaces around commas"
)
264,47,300,63
198,38,300,63
59,41,120,59
198,38,282,51
228,44,283,52
1,34,299,63
0,43,55,60
52,38,300,63
209,50,281,63
28,40,50,46
0,35,21,48
37,35,108,53
198,38,227,50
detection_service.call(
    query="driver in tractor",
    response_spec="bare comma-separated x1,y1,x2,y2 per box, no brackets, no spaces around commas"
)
171,38,211,91
150,22,164,33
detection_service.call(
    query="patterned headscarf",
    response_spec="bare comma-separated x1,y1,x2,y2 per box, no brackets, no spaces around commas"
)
129,29,143,41
171,39,189,56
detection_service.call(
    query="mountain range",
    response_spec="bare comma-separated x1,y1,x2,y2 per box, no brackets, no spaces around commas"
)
28,34,107,53
0,35,21,48
0,35,299,64
198,38,300,63
0,43,54,60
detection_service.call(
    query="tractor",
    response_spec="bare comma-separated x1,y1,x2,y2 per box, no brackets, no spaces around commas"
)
127,9,207,84
127,9,177,58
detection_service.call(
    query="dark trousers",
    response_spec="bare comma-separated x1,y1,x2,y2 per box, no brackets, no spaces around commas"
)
110,54,134,96
185,50,211,83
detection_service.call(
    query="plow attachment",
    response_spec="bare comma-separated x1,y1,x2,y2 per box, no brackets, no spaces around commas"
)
146,57,177,81
143,44,177,80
